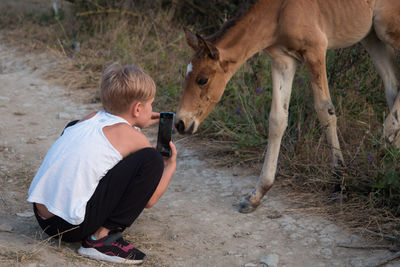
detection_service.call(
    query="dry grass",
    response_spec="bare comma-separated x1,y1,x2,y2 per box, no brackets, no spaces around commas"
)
0,0,188,107
0,227,166,266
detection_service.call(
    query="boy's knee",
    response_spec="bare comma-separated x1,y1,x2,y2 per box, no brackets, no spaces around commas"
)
133,148,164,185
142,147,163,167
130,147,164,172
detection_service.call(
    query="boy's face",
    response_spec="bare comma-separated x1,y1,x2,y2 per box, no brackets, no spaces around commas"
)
135,97,154,128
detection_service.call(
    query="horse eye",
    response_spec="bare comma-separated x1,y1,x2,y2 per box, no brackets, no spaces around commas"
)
197,78,208,86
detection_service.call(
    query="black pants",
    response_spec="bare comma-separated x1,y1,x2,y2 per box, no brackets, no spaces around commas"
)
33,121,164,242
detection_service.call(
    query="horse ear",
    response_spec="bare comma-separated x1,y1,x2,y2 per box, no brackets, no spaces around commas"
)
184,27,199,51
196,33,219,60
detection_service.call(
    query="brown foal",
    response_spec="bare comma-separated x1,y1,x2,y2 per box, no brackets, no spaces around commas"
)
175,0,400,213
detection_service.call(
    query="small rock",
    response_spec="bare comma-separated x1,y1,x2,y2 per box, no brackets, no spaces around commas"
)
57,112,72,120
174,185,186,192
224,250,235,256
168,233,179,240
26,138,37,144
319,237,334,245
317,247,333,259
220,192,233,197
283,224,297,231
72,42,80,53
266,210,282,219
233,231,251,238
279,215,296,224
350,258,364,267
0,223,13,232
289,232,301,240
37,135,47,140
260,254,279,267
269,240,279,246
301,237,317,246
16,211,34,217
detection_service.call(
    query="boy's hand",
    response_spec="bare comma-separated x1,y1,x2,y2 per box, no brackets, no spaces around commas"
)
143,112,160,128
164,141,177,170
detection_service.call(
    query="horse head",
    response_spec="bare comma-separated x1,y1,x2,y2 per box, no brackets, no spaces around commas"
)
175,28,232,134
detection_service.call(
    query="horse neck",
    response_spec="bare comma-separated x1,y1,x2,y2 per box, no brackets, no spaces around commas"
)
213,0,280,75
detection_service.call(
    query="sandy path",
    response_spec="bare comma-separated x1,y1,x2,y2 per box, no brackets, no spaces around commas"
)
0,41,398,267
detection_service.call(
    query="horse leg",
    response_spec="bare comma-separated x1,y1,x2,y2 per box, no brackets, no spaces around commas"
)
304,43,344,172
386,93,400,147
362,29,400,109
361,29,400,146
373,0,400,52
239,48,297,213
371,1,400,147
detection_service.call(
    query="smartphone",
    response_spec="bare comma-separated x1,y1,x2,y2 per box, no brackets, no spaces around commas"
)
156,112,175,157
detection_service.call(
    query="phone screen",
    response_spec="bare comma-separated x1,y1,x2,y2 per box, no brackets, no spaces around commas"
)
156,112,175,157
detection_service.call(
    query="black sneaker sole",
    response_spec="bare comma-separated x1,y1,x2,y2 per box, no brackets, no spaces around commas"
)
78,246,145,264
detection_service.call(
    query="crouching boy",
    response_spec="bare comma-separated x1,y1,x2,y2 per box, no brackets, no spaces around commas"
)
27,64,177,264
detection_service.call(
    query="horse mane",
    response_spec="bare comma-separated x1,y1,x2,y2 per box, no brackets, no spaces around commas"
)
206,0,259,44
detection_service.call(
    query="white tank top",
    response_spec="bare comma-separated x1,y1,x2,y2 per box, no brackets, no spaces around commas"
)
27,111,130,225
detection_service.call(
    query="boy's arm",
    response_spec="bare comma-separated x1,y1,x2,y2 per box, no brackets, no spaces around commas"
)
146,142,177,208
103,123,151,158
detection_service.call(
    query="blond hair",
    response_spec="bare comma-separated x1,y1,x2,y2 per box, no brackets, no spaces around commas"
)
100,64,156,114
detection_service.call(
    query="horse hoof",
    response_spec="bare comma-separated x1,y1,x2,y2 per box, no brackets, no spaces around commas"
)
384,111,400,148
392,131,400,148
386,131,400,148
238,197,258,213
384,126,400,147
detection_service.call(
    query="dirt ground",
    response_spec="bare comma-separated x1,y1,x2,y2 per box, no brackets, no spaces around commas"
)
0,37,399,267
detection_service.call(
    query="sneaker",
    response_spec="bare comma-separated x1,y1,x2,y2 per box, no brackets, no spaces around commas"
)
78,231,146,264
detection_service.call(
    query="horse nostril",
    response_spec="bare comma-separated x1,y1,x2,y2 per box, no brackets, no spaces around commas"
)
176,120,185,134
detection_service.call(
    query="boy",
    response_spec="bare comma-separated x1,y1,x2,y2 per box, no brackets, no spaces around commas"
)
27,64,177,264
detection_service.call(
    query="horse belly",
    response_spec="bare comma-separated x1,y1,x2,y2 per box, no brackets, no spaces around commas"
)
326,25,371,49
322,0,374,49
277,0,374,50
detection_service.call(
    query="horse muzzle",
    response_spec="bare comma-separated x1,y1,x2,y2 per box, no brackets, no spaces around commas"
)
175,118,197,135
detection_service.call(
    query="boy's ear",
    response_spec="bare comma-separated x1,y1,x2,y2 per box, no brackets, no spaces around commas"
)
131,101,142,117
